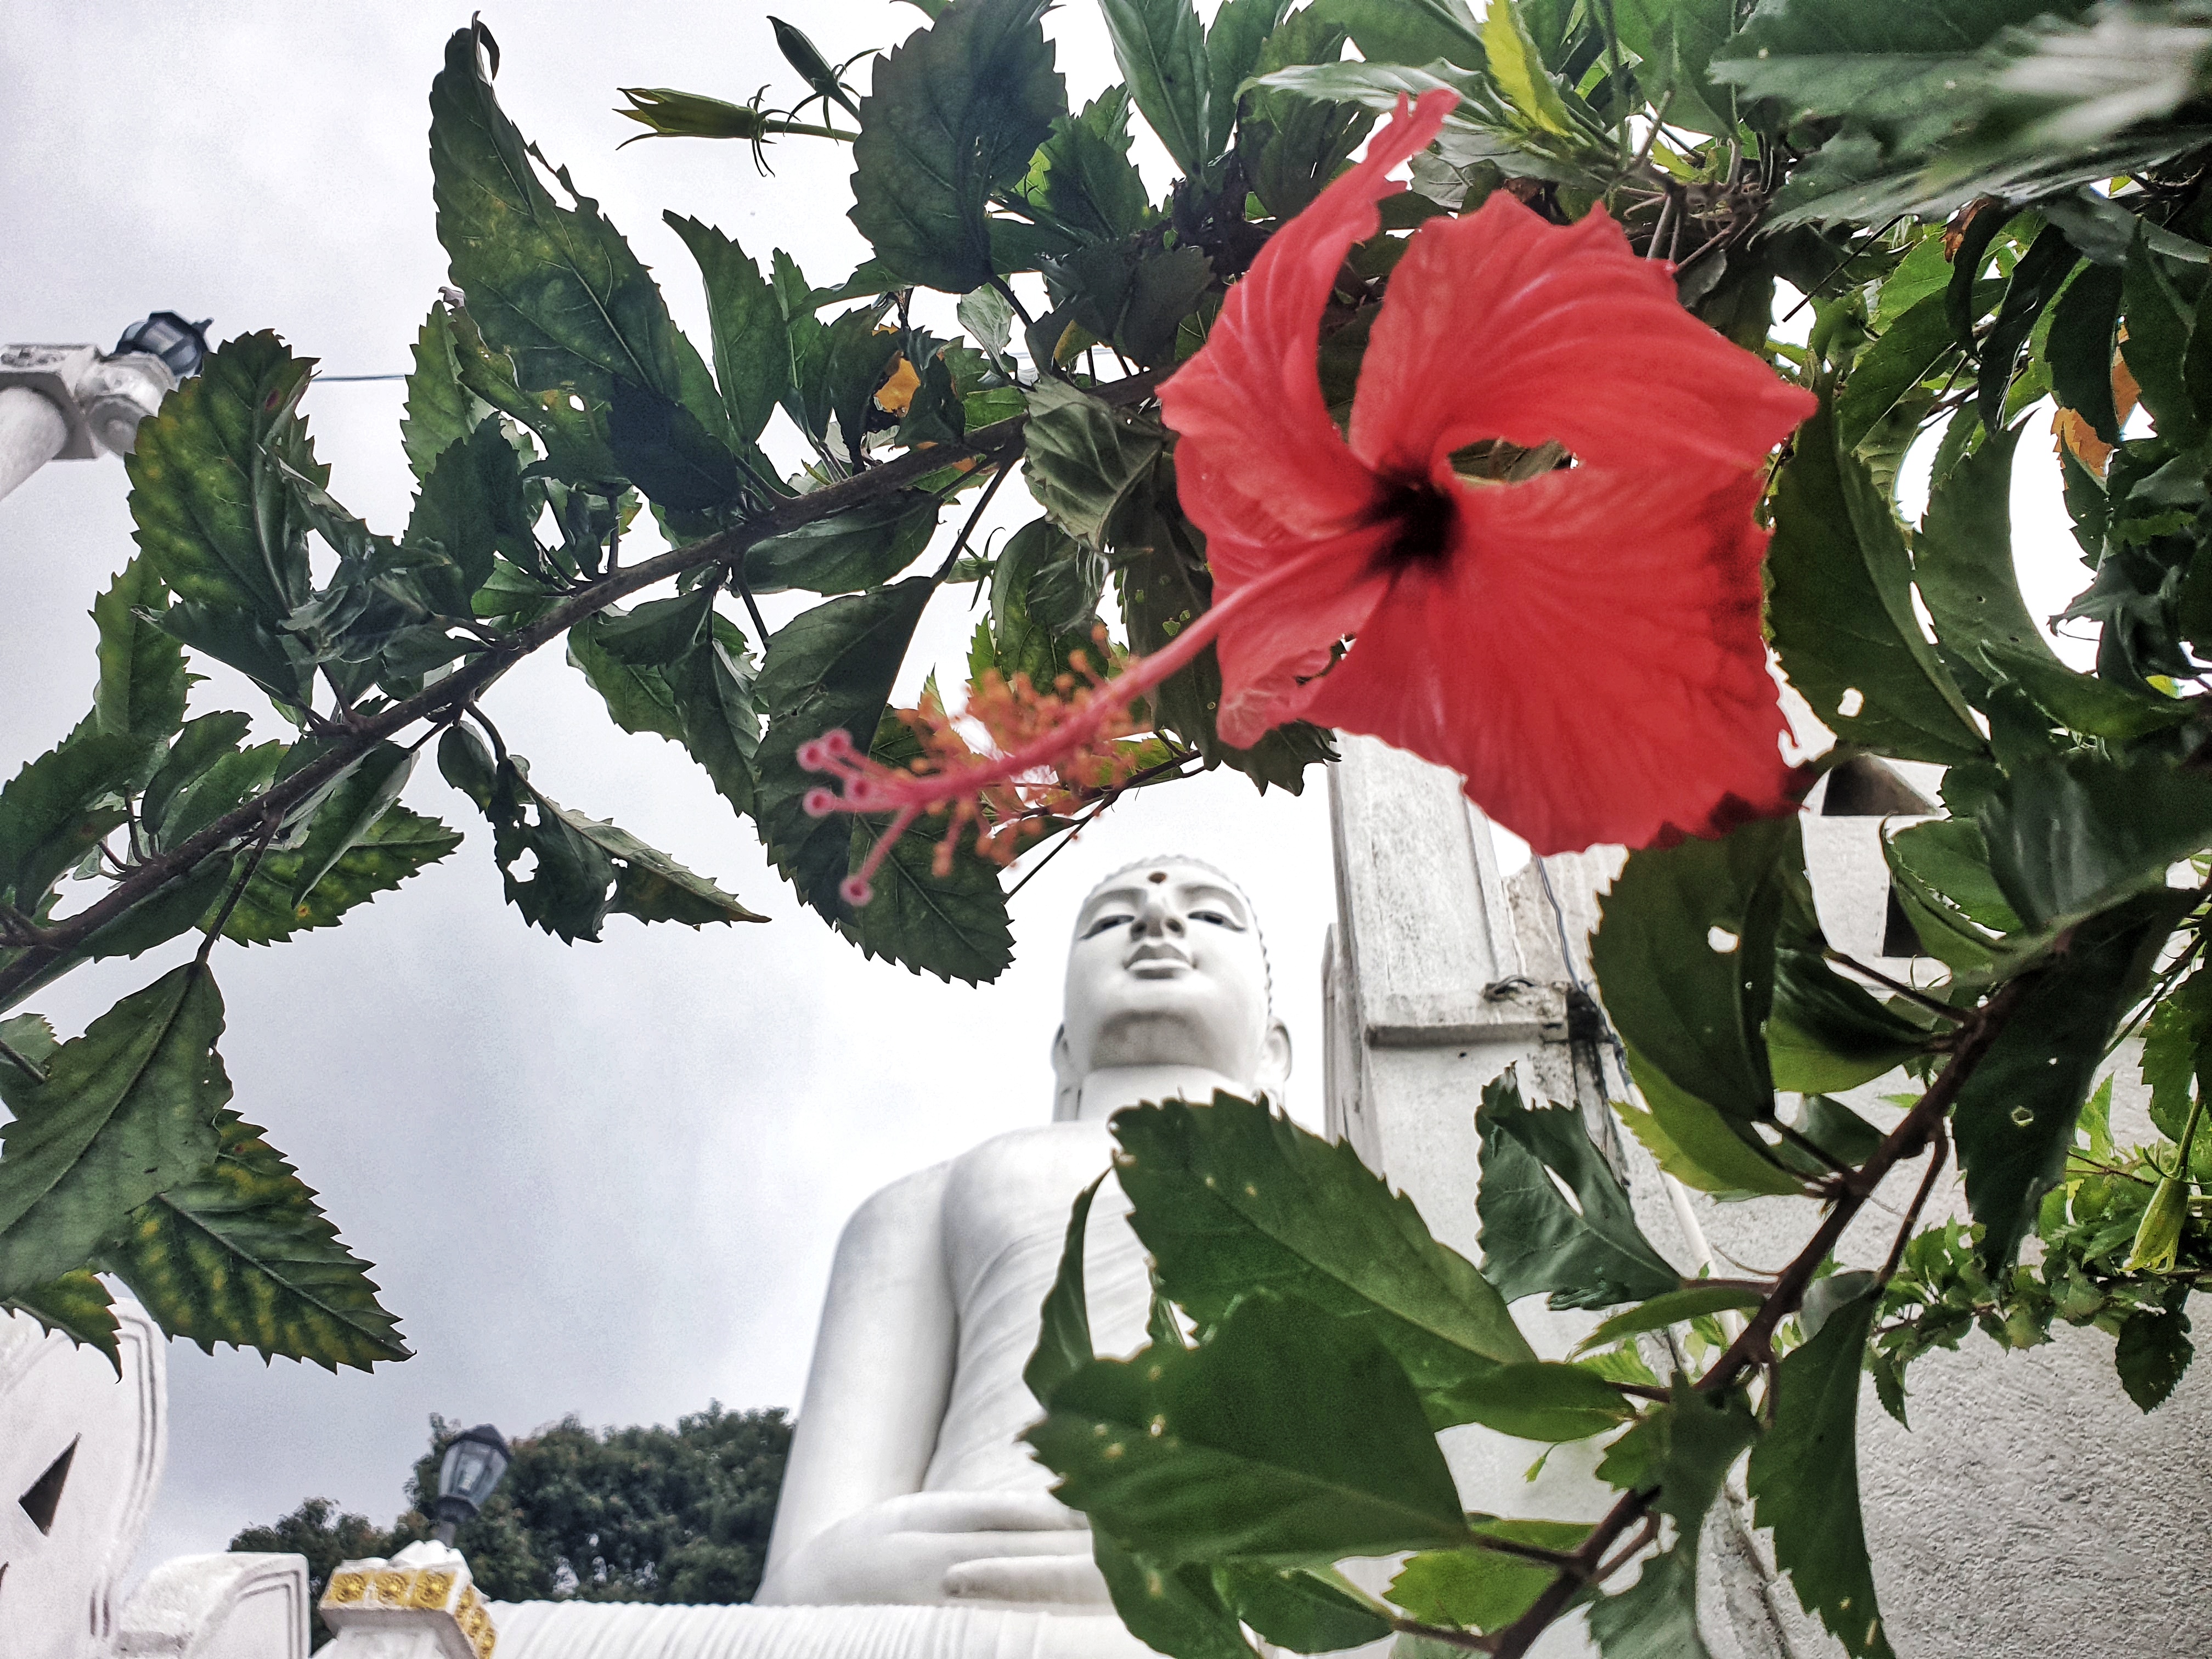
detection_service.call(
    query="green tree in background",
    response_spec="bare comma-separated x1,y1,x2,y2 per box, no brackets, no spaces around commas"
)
233,1405,790,1646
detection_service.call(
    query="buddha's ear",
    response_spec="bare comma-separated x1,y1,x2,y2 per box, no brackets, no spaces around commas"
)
1051,1025,1080,1121
1254,1018,1293,1109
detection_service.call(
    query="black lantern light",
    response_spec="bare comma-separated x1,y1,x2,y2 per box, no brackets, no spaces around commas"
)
430,1423,512,1545
112,313,212,380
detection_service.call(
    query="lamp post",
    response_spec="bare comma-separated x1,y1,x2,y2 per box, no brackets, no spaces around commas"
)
0,311,208,503
430,1423,512,1546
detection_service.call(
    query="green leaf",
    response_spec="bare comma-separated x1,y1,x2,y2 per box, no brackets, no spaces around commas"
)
1093,1533,1256,1659
667,214,789,445
1102,0,1212,174
1596,1378,1759,1528
1217,1564,1392,1652
1590,818,1798,1132
126,330,320,627
754,578,935,920
443,300,623,483
1205,0,1295,156
1420,1359,1636,1443
4,1269,122,1368
1912,419,2058,676
1388,1519,1592,1633
1767,400,1988,763
1480,0,1578,138
91,556,188,754
1111,1094,1537,1398
0,733,140,913
1474,1076,1680,1311
1027,1173,1105,1407
1020,87,1152,246
1748,1285,1893,1657
1978,752,2212,933
568,612,689,743
1575,1285,1768,1355
744,494,944,595
2046,259,2124,443
219,805,462,946
400,302,492,482
1609,0,1736,134
1308,0,1483,73
1585,1542,1711,1659
1767,946,1931,1094
1025,1290,1471,1566
1836,286,1993,450
849,0,1067,292
1979,225,2076,433
0,964,228,1299
2124,229,2205,445
285,743,415,913
838,714,1017,985
606,379,743,512
1023,377,1165,546
429,25,731,460
406,418,534,607
1612,1069,1804,1199
788,306,904,464
105,1109,409,1369
1954,890,2189,1269
2114,1295,2193,1410
1882,817,2016,969
439,728,764,941
670,616,764,820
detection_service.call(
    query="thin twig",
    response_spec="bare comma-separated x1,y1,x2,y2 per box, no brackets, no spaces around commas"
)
0,1037,47,1085
1825,949,1965,1020
197,816,279,966
1879,1122,1949,1285
933,463,1011,581
0,368,1175,1007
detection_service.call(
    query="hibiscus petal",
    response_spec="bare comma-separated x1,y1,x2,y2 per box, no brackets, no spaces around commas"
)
1300,466,1801,854
1205,522,1398,747
1349,194,1816,482
1158,89,1457,550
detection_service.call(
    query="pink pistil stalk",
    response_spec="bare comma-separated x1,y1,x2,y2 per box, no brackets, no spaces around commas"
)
799,534,1356,904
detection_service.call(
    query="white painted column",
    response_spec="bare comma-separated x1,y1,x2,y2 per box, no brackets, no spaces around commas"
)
0,386,71,501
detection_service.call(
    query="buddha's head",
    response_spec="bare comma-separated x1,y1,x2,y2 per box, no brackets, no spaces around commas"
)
1051,856,1292,1119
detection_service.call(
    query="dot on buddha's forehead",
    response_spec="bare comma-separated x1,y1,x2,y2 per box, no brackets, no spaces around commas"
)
1148,871,1167,883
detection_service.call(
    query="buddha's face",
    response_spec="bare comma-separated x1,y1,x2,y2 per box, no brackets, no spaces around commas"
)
1060,861,1272,1084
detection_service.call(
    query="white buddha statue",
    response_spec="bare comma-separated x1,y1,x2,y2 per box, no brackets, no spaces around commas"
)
756,856,1291,1620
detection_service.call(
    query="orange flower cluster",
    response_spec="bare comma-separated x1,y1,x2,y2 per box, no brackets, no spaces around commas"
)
799,636,1171,904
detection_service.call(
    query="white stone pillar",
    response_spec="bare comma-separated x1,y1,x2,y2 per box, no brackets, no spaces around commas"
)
0,343,177,504
0,386,71,501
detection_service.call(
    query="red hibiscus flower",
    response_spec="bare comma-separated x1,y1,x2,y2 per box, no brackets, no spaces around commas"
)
1159,87,1818,855
806,88,1815,899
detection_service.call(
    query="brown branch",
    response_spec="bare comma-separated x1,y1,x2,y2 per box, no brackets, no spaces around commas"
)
1485,971,2034,1659
0,369,1172,1009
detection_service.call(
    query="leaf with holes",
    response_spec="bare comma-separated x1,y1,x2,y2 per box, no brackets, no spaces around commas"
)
218,806,463,946
1767,402,1986,763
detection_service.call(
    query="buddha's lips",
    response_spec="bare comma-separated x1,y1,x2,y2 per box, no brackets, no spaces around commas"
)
1126,942,1193,976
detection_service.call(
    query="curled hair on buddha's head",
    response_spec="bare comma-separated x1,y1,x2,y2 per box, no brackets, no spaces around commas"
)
1054,854,1286,1120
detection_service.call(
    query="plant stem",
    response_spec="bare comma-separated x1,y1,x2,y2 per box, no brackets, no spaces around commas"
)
1487,970,2033,1659
0,368,1172,1009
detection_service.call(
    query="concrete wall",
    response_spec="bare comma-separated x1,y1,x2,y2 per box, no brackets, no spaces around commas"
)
1322,736,2212,1658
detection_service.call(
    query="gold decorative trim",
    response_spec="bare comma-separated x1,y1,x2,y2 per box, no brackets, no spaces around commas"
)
319,1560,497,1656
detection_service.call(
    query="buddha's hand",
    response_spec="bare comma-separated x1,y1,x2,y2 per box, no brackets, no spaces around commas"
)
761,1491,1112,1607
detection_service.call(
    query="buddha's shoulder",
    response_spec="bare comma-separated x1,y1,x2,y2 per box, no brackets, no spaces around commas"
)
945,1121,1116,1189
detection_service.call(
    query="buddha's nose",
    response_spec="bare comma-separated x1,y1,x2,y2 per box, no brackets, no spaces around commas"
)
1135,889,1184,936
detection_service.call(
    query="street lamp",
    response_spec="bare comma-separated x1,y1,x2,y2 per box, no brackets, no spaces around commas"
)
0,309,211,504
429,1424,512,1546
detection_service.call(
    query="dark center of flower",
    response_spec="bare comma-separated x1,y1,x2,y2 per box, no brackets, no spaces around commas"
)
1383,479,1455,563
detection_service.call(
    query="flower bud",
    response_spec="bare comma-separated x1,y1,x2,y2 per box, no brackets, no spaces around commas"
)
2125,1174,2189,1274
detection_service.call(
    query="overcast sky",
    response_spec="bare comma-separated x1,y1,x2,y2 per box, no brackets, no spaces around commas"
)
2,0,2104,1585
